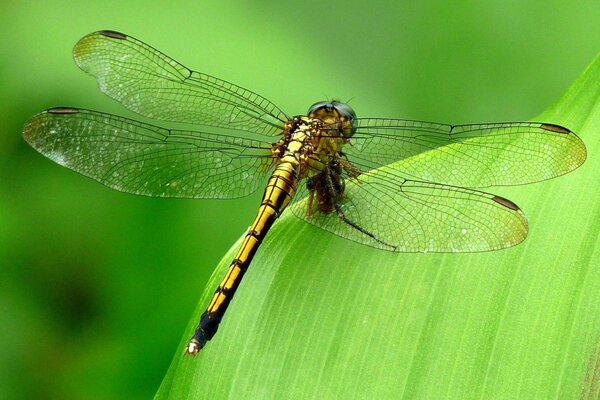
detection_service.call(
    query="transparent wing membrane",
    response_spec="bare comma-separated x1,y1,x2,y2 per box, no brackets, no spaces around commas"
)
23,30,587,254
23,108,274,199
292,167,528,252
73,30,288,135
346,119,586,187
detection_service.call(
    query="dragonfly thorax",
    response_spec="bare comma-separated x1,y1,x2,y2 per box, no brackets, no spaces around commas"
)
275,101,355,164
276,116,347,179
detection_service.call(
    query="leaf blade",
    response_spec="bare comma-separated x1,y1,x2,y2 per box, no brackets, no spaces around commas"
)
156,53,600,399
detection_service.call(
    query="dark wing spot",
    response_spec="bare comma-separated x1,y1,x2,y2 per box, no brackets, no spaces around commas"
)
98,30,127,40
492,195,520,211
541,123,572,134
47,107,80,114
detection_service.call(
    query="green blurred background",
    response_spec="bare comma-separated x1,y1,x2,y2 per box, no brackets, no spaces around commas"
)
1,1,598,398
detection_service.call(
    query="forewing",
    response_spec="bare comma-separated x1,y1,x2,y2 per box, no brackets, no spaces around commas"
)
73,30,288,135
291,168,527,252
346,119,586,187
23,108,274,199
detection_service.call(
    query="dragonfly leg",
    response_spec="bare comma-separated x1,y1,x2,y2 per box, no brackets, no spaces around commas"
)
321,168,395,249
306,189,315,219
334,203,397,250
339,158,361,179
305,176,317,218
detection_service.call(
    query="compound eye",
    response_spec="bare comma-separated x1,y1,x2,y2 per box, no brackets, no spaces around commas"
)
307,101,332,115
331,102,357,137
331,102,357,121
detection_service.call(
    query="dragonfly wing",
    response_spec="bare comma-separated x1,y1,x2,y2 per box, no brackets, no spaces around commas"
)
23,108,274,199
291,167,527,252
73,30,288,135
347,119,586,187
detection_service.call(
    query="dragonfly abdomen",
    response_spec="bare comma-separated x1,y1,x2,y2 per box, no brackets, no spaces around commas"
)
186,159,300,355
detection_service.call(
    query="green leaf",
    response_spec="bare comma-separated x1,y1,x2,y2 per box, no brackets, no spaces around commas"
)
156,54,600,399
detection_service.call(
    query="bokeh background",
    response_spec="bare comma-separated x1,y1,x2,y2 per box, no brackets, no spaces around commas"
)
1,1,598,398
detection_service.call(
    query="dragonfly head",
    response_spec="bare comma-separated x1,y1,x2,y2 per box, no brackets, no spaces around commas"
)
307,100,356,138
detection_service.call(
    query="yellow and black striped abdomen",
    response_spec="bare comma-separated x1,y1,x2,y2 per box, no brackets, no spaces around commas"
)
186,157,300,354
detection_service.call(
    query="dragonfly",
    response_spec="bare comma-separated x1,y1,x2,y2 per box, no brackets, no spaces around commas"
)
23,30,587,356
